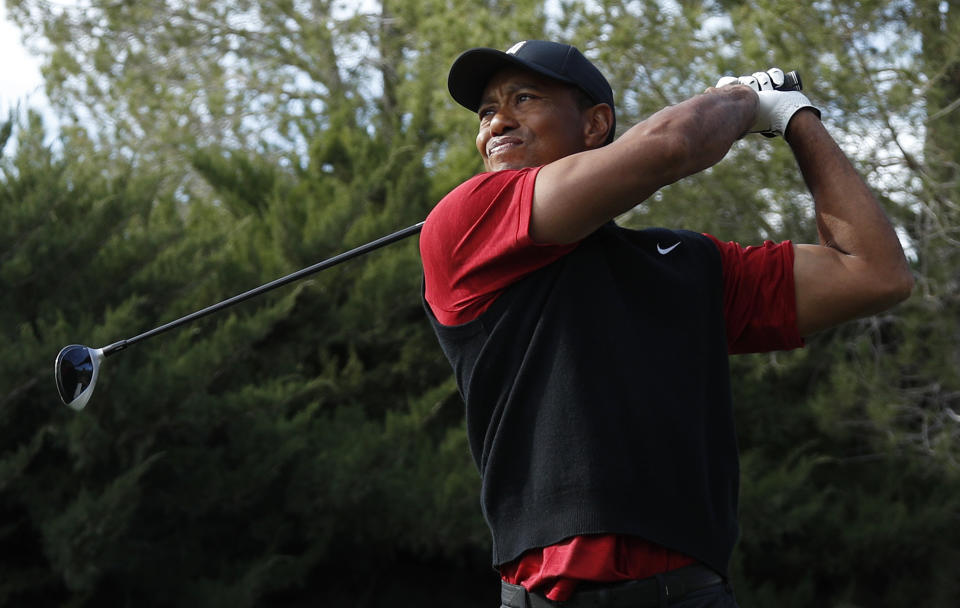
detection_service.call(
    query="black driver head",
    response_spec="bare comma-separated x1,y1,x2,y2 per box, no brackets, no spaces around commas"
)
55,345,103,411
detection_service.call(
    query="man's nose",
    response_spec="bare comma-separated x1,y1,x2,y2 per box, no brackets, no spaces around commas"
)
489,107,518,136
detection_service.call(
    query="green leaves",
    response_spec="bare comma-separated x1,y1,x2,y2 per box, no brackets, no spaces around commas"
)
41,454,163,593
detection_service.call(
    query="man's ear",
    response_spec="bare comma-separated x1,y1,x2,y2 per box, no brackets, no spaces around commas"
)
583,104,613,148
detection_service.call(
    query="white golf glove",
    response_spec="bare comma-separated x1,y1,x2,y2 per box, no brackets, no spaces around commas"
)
716,68,819,137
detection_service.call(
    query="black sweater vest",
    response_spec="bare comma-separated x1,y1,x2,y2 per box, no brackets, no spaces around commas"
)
424,223,739,577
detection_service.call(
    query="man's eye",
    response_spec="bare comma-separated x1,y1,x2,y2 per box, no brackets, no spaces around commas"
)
478,107,494,120
516,93,534,102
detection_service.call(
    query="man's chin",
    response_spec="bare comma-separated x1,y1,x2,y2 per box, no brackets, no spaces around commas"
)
487,159,533,172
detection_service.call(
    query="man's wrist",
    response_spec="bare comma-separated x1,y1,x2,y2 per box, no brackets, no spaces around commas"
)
784,108,822,143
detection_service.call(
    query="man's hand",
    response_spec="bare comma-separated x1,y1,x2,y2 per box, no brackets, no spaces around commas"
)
716,69,819,137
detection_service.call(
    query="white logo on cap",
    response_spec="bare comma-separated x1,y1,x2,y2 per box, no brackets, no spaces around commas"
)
506,41,527,55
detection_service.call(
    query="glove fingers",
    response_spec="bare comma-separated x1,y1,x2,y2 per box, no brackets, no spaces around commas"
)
766,68,785,88
752,71,773,90
717,67,792,91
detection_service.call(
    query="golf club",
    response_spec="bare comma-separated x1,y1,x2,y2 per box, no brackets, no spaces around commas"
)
55,220,424,410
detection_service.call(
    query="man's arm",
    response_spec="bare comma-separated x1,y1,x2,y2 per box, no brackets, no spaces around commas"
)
531,85,758,244
786,110,914,335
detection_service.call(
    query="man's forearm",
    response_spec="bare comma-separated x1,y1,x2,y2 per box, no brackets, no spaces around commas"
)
620,85,759,182
787,110,913,333
787,111,907,264
531,85,758,244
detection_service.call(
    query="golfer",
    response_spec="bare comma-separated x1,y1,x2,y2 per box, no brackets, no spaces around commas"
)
420,40,912,607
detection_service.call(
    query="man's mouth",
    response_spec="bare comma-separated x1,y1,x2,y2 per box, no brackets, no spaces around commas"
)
487,137,522,157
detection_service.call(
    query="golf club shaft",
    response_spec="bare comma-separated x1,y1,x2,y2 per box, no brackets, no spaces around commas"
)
101,221,425,357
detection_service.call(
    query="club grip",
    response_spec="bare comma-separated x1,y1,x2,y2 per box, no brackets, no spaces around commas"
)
780,70,802,91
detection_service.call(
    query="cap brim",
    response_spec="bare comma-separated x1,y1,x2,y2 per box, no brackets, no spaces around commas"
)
447,47,577,112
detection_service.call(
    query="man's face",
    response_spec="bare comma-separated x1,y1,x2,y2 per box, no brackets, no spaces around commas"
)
476,67,590,172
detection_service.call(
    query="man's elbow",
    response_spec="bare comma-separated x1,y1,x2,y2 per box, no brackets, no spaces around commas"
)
890,268,915,304
875,266,914,310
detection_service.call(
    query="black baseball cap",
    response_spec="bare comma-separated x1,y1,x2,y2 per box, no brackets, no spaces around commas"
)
448,40,616,144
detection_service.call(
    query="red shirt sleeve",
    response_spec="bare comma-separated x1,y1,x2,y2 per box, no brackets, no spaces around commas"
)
705,235,805,353
421,167,576,325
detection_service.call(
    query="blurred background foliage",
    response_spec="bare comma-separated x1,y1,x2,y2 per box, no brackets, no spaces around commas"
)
1,0,958,605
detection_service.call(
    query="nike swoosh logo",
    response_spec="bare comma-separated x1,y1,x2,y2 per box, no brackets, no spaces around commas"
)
657,242,681,255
